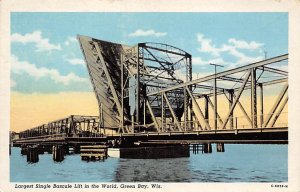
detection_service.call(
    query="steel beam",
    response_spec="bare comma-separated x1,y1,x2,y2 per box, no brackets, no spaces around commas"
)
93,43,122,117
258,66,288,76
207,97,224,126
213,73,217,130
251,68,258,128
184,88,187,131
259,83,264,128
146,99,160,132
263,84,288,127
163,93,181,131
269,97,288,127
136,46,142,129
233,94,252,126
121,53,124,132
204,95,209,126
161,93,165,131
219,76,251,84
141,44,189,57
229,90,234,129
186,87,211,130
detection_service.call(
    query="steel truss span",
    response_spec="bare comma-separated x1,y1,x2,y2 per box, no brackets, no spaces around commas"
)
16,36,288,140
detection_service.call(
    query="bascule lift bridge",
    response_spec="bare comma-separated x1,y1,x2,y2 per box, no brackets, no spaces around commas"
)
13,35,288,158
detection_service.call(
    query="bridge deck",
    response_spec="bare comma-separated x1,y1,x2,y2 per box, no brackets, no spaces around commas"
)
13,127,288,146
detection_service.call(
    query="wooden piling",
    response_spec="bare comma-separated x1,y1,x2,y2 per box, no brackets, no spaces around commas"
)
203,143,212,153
21,145,27,155
27,146,39,163
216,143,225,152
52,145,65,162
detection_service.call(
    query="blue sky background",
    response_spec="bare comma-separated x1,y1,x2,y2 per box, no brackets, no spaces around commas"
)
11,12,288,93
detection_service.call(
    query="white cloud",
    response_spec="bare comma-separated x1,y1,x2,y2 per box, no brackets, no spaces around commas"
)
64,36,78,46
193,57,229,66
11,31,61,52
65,57,85,66
228,38,263,50
11,55,88,85
129,29,167,37
196,34,220,56
196,33,264,66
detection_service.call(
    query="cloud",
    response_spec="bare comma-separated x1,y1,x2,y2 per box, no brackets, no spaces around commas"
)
129,29,167,37
196,33,264,66
64,36,78,46
65,57,85,66
228,38,263,50
196,34,220,56
193,57,229,66
11,55,88,85
11,31,61,52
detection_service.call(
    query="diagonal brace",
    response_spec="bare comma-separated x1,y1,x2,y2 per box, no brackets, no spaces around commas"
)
186,87,211,130
93,43,122,116
146,100,160,132
263,84,288,127
222,71,251,129
269,96,288,127
207,97,224,126
163,93,182,131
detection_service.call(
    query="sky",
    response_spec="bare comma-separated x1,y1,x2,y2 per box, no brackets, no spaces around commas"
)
10,12,288,131
11,12,288,93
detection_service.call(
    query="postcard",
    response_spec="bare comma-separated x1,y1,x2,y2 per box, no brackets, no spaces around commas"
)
1,0,300,192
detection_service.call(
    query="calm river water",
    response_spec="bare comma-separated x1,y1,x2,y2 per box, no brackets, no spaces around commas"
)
10,144,287,182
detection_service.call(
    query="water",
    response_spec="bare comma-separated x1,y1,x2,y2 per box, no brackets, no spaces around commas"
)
10,144,287,182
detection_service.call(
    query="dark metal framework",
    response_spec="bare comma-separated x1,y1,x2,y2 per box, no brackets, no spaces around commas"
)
120,42,192,133
19,115,100,138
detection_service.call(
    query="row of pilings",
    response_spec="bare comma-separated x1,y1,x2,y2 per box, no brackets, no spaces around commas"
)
190,143,225,154
20,144,81,163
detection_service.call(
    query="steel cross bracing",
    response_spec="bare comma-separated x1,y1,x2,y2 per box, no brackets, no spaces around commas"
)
145,54,288,131
119,42,192,133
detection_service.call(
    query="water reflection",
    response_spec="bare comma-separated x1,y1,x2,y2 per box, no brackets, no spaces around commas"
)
114,158,192,182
